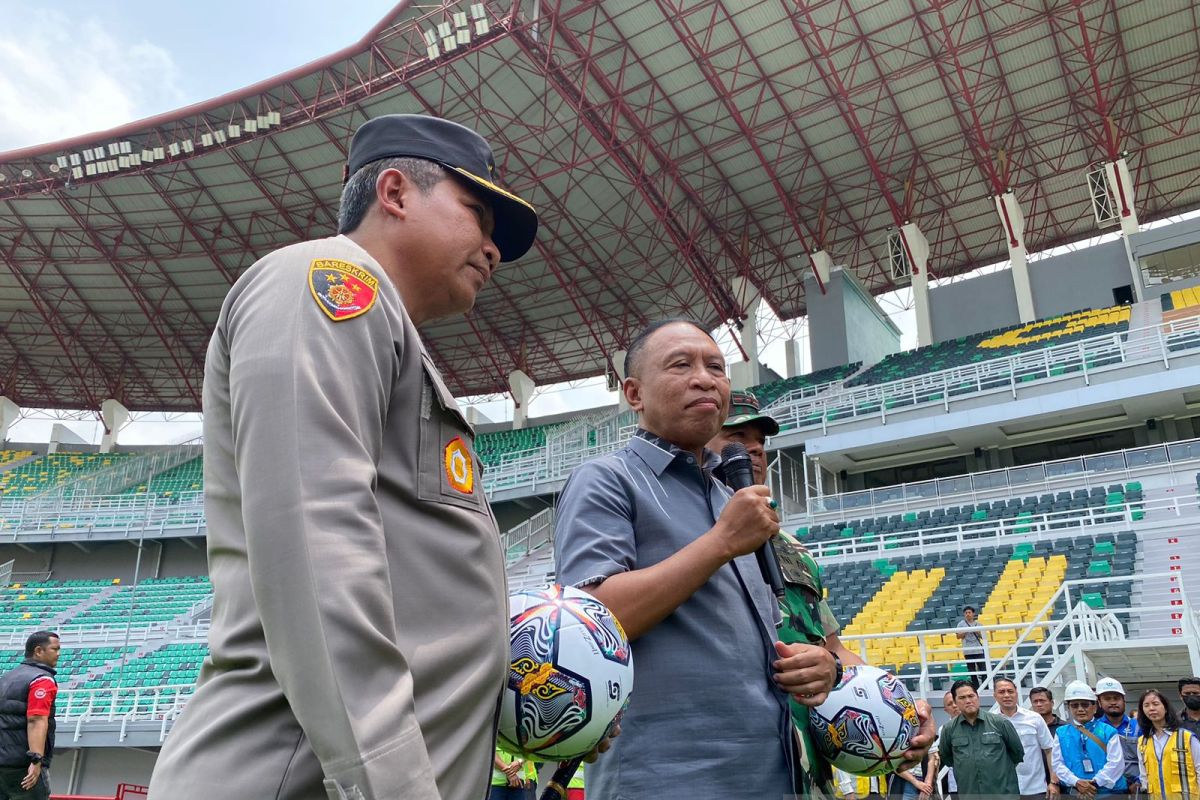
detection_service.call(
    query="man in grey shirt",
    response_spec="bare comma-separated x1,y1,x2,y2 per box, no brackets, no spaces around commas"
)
956,605,987,688
555,319,852,799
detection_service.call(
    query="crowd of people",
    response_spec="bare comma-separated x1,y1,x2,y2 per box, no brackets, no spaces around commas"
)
849,676,1200,800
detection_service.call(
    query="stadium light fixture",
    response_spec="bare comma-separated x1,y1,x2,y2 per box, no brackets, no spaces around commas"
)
243,118,257,133
55,156,69,169
141,149,154,163
96,161,108,174
228,124,240,138
454,11,470,45
168,142,181,157
200,132,214,147
82,150,94,162
107,143,120,156
48,163,61,173
120,141,132,154
181,139,194,153
424,27,440,59
71,167,83,180
84,163,96,176
20,168,32,178
118,156,130,169
69,153,81,167
439,21,456,52
472,3,489,35
213,129,227,144
153,146,165,160
268,111,280,126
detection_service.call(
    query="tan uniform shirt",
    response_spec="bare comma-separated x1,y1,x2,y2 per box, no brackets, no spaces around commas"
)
149,235,508,800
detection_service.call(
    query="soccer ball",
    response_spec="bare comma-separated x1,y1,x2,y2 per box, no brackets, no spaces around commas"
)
498,585,634,760
808,665,920,775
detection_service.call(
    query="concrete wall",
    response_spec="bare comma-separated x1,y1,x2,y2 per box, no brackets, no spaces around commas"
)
1130,215,1200,260
807,269,900,370
929,240,1133,342
57,746,157,795
0,541,208,584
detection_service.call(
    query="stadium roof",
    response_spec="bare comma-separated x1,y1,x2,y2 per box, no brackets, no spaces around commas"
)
2,0,1198,411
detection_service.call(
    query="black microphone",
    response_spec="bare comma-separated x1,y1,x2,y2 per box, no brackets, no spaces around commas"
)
719,442,786,601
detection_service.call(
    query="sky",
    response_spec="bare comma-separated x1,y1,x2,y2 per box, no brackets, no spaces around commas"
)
1,1,398,443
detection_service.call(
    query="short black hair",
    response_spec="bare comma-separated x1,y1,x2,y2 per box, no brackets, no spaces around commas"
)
1137,689,1179,738
951,679,976,700
1178,677,1200,692
993,676,1017,691
1030,686,1054,702
963,605,976,613
337,156,447,234
24,631,58,658
623,318,715,379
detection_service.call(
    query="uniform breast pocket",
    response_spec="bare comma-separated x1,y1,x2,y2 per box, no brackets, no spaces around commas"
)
416,354,487,514
979,731,1005,757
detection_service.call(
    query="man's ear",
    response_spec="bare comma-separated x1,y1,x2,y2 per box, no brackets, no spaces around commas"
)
623,376,644,412
374,167,412,221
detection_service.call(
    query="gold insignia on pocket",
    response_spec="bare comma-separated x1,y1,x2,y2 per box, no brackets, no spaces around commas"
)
444,436,475,495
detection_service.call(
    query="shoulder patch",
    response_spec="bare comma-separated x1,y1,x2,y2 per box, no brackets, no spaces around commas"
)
308,259,379,321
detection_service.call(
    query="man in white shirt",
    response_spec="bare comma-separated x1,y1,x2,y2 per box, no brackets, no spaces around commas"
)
993,677,1059,799
955,606,986,688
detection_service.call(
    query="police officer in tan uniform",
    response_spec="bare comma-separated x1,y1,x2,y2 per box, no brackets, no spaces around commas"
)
148,115,538,800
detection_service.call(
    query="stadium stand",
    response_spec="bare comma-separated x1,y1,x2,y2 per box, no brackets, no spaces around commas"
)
124,457,203,498
794,482,1145,546
0,450,33,467
0,452,132,496
109,642,207,687
0,645,133,685
829,534,1138,688
0,579,115,630
474,422,569,466
748,362,861,407
845,305,1131,387
67,577,212,628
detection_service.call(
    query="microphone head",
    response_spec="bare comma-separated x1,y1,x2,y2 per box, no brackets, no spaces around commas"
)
719,442,755,490
720,442,750,465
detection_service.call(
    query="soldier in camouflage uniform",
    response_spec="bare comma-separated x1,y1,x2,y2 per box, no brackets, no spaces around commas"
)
709,391,902,794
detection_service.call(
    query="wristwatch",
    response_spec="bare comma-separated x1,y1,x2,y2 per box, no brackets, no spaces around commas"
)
832,654,844,687
25,752,42,765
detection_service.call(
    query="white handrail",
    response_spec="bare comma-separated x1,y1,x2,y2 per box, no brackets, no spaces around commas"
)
802,495,1168,561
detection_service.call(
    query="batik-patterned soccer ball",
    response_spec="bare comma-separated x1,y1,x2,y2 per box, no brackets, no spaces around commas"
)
498,585,634,760
808,665,920,775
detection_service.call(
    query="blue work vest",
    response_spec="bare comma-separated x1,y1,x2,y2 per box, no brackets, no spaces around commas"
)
1059,721,1127,793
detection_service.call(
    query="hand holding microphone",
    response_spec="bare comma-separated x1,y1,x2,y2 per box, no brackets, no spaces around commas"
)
717,443,786,600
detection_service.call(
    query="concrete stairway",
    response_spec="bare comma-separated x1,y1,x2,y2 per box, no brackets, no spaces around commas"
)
1124,299,1165,361
1131,523,1200,638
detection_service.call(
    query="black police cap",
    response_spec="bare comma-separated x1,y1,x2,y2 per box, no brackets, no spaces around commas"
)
347,114,538,262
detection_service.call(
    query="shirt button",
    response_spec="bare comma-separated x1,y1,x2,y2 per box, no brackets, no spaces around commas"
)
686,457,695,464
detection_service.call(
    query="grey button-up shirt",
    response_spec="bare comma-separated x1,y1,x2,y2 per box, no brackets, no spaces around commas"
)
554,430,794,800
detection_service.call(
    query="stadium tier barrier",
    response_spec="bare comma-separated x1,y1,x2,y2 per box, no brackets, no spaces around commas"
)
0,453,133,497
41,568,1192,742
804,437,1200,518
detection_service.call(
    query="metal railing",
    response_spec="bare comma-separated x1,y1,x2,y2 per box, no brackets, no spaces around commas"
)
764,314,1200,436
801,495,1175,561
502,507,556,564
0,492,205,539
804,436,1200,520
0,622,210,648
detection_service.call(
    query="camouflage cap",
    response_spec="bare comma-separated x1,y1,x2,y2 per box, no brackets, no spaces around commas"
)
722,390,780,436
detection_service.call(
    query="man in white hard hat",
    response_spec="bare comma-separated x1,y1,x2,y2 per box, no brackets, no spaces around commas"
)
1052,681,1127,797
1094,677,1140,795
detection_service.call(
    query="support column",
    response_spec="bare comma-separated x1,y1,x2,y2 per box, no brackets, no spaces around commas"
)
609,350,629,412
1105,157,1145,301
995,191,1035,322
901,223,933,347
507,370,535,430
48,423,87,455
729,277,761,390
784,339,804,379
810,250,833,295
0,397,19,444
100,398,128,453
